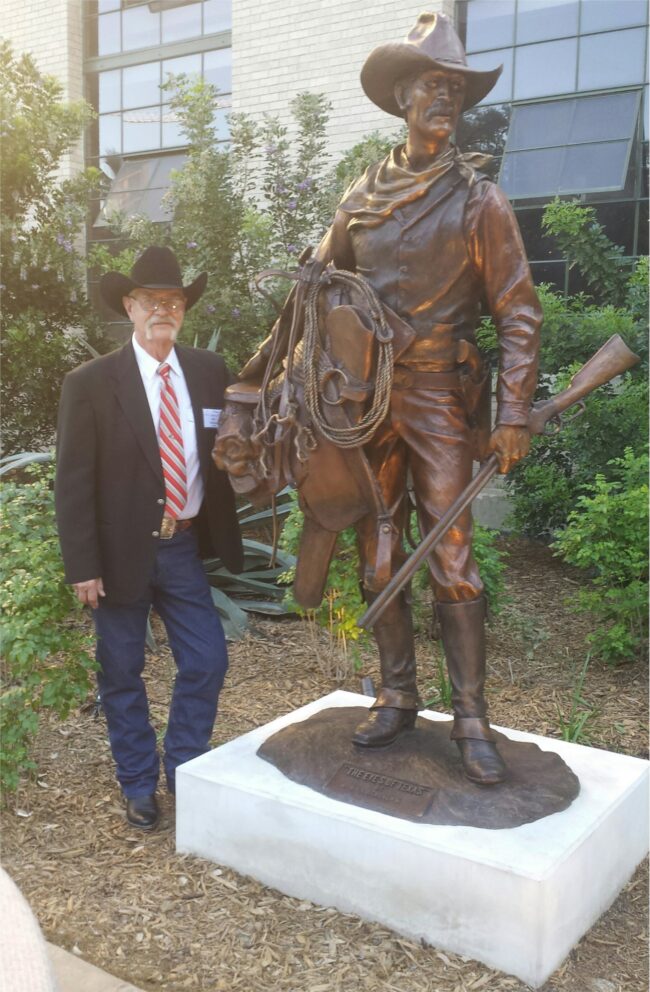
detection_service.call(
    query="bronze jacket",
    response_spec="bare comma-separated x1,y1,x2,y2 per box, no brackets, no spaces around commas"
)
327,164,542,427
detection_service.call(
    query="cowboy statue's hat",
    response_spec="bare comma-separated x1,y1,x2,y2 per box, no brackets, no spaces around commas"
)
361,11,502,118
100,245,207,318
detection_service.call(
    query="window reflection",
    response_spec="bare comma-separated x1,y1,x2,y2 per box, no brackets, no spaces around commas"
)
204,0,232,33
514,37,577,99
123,107,161,153
162,3,202,43
203,48,232,93
123,62,161,110
515,0,578,45
580,0,647,34
467,49,513,103
560,142,630,193
578,29,646,91
98,11,120,56
122,4,160,51
163,54,202,82
456,103,511,178
466,0,515,52
99,69,121,114
99,113,121,156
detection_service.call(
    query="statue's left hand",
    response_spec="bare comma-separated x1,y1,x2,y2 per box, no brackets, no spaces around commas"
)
488,425,530,474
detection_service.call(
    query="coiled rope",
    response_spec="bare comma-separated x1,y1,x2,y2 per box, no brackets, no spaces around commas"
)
302,269,393,448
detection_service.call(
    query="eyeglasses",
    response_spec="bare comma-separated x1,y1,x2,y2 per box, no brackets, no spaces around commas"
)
130,295,186,313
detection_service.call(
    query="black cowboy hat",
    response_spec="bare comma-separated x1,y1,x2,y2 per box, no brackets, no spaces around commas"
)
361,12,502,118
100,245,207,318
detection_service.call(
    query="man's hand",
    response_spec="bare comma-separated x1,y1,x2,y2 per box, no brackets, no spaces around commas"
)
73,578,105,609
488,425,530,474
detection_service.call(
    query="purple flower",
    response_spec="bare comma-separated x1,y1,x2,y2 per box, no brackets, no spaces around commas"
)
275,184,287,195
287,200,297,211
297,177,313,191
286,244,297,254
231,307,241,319
205,304,216,314
264,143,277,155
186,241,198,249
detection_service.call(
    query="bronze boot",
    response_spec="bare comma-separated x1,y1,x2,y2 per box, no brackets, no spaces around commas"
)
436,596,506,785
353,591,420,747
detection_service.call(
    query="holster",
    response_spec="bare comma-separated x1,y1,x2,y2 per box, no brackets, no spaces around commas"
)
457,340,492,463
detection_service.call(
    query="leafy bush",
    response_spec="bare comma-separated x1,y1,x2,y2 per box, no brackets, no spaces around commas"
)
0,464,97,791
90,81,341,369
541,198,631,306
279,494,368,656
551,448,648,665
0,43,106,454
498,201,648,539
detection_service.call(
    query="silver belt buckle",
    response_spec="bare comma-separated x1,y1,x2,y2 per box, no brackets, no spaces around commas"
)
160,515,177,540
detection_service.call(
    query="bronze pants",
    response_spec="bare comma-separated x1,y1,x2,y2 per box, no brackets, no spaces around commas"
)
357,384,484,709
357,384,483,602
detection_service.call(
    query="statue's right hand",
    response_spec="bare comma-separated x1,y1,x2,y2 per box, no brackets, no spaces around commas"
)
73,578,105,609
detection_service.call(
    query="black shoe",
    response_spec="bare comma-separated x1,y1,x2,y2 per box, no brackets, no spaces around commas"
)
125,794,160,830
352,707,417,748
456,738,507,785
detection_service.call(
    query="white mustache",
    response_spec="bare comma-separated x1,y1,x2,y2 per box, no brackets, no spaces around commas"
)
144,319,178,342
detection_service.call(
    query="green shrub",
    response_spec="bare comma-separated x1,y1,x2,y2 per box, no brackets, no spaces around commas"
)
279,495,368,656
551,448,649,665
0,43,105,455
541,198,631,306
0,465,97,791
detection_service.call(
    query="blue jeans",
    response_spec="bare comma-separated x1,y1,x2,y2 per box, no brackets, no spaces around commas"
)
93,528,227,799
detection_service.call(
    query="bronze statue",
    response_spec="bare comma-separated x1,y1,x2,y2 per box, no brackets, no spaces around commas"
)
216,13,544,786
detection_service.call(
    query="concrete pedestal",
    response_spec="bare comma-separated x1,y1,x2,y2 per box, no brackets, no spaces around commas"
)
176,691,649,988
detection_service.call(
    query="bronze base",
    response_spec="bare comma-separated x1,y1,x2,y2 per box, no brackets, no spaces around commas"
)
258,706,580,829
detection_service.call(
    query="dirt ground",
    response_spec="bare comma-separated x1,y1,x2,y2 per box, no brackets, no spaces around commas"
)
2,538,648,992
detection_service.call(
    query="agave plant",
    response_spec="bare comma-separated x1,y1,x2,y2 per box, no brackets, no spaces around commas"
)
204,490,297,640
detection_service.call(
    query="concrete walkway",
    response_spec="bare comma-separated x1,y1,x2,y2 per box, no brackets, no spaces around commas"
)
47,944,145,992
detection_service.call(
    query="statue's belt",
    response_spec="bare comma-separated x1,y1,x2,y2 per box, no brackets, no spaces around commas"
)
392,366,460,390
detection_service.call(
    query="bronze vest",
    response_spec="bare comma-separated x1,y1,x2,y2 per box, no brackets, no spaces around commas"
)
347,168,489,365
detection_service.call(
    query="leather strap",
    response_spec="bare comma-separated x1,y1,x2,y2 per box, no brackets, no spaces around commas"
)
372,687,421,711
393,367,461,390
450,716,495,742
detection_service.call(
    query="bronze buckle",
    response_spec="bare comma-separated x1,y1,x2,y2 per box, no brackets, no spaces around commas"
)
160,515,177,540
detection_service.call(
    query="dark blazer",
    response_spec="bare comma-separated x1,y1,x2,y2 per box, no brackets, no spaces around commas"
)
55,341,243,605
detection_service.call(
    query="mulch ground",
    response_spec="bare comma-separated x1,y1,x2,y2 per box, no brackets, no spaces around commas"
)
2,538,648,992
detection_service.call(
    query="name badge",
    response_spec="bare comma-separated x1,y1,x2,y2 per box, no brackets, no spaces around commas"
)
203,408,221,429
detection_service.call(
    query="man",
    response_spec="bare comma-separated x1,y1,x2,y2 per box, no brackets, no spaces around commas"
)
238,13,541,785
55,246,243,829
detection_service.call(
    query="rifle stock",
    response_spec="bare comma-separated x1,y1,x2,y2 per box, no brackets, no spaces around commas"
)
358,334,640,631
527,334,639,436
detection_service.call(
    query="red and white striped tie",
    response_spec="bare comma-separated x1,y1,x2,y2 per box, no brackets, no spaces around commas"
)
157,363,187,518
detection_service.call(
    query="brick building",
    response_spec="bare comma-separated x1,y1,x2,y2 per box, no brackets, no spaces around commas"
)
2,1,648,282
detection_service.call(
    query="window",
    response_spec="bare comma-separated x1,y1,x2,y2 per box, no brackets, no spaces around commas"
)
94,153,186,226
499,90,641,198
92,0,226,58
96,47,231,161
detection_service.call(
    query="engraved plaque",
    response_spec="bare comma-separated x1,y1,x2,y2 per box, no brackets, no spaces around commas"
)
327,761,434,817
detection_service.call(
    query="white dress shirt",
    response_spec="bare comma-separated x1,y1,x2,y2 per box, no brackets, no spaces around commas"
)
132,334,204,519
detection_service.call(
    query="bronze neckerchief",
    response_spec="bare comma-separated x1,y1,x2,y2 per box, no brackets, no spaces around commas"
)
339,144,492,228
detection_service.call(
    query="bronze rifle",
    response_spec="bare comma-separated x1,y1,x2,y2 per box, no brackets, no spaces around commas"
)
358,334,641,631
